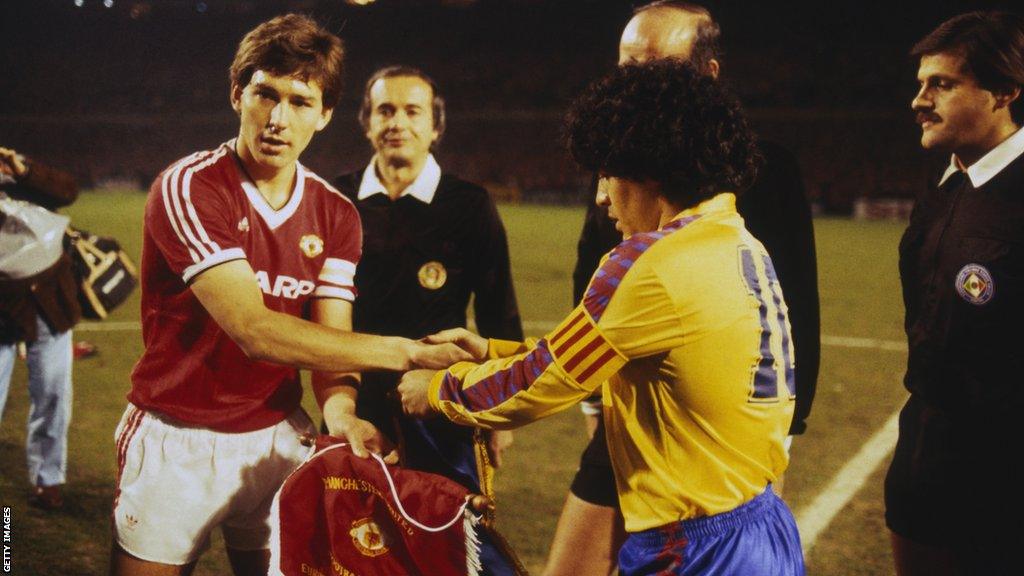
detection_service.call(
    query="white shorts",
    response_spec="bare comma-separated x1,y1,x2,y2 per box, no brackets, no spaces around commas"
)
112,404,315,565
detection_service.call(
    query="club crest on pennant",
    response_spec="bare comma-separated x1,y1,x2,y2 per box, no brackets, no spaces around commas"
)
418,261,447,290
955,263,994,305
300,234,324,258
350,517,389,557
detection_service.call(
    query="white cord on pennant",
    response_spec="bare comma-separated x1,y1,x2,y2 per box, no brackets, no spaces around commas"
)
368,450,475,532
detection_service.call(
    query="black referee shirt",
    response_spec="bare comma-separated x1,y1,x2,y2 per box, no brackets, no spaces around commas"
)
334,170,523,344
899,151,1024,422
334,167,523,486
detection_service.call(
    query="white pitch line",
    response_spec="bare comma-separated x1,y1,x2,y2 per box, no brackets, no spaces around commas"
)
795,403,903,553
75,321,143,332
78,319,910,354
821,334,907,352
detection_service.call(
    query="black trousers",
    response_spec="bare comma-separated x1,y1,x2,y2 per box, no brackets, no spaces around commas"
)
885,394,1024,575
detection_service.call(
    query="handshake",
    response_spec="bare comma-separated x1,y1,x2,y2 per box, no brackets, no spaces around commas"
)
400,327,489,417
330,328,514,467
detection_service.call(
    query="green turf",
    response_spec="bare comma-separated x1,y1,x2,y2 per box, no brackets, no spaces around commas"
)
0,194,908,575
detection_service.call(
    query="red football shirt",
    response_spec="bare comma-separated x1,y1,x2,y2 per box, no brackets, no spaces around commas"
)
129,141,362,432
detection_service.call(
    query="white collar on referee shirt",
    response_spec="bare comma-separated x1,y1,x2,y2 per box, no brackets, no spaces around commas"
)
939,126,1024,188
356,154,442,204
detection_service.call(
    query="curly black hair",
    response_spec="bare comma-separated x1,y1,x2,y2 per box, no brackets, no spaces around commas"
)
566,59,760,208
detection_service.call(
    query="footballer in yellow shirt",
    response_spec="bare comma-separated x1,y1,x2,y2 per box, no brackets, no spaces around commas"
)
399,60,804,575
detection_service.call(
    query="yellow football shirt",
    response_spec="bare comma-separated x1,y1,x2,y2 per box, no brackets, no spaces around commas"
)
428,192,795,532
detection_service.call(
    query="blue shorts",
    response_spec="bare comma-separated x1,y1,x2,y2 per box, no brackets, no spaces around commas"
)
618,487,804,576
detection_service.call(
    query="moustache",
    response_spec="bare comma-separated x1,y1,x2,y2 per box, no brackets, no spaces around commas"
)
916,112,941,125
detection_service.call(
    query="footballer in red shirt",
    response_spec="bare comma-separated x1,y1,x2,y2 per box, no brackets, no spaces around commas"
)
111,15,468,576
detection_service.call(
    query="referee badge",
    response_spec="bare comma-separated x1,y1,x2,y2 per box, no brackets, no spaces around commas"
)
418,261,447,290
955,264,993,305
299,234,324,258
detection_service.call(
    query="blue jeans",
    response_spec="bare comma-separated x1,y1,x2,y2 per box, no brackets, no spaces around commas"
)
0,315,73,487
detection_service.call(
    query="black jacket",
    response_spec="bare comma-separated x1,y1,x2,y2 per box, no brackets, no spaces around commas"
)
335,171,523,343
899,153,1024,423
333,169,523,455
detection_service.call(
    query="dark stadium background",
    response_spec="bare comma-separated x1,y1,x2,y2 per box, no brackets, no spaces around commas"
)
3,3,1021,574
0,0,1018,211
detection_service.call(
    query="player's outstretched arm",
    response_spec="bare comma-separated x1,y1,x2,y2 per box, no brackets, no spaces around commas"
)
398,303,629,429
418,329,516,466
401,240,691,430
190,260,471,373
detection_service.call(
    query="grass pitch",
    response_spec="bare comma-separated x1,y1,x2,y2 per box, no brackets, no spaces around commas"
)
0,192,907,575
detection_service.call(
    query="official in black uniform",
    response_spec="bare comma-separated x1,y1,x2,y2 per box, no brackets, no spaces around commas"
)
886,12,1024,576
545,3,821,575
334,66,522,576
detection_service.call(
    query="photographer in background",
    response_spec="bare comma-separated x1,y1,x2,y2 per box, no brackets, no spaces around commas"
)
0,146,80,510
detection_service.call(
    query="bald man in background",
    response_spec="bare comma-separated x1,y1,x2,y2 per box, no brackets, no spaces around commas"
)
546,2,820,575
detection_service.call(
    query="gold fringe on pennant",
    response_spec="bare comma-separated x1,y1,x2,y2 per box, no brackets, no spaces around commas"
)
472,429,531,576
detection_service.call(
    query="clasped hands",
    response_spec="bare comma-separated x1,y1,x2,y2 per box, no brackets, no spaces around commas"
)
398,327,488,417
399,328,514,467
326,328,508,465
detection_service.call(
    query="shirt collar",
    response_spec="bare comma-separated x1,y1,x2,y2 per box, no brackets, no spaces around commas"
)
669,192,736,223
230,141,306,230
356,154,442,203
939,127,1024,188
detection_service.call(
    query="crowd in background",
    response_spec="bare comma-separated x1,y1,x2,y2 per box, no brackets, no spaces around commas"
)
0,0,958,210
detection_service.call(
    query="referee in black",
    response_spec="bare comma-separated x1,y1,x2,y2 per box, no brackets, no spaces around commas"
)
333,65,522,576
887,12,1024,576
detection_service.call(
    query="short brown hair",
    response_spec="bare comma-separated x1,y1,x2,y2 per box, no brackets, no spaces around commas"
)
229,14,345,109
912,11,1024,124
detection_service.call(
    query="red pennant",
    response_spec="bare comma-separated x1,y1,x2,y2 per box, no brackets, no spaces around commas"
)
270,437,482,576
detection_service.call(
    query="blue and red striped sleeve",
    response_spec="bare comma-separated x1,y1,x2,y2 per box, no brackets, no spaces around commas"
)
427,218,699,429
